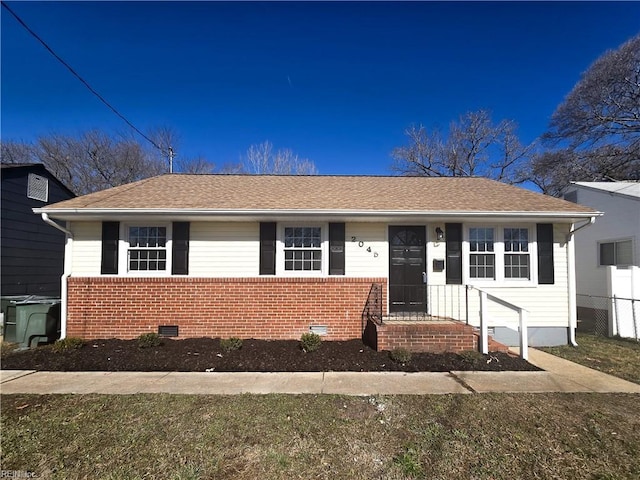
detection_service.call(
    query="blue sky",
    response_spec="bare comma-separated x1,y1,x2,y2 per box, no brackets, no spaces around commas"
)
2,1,639,175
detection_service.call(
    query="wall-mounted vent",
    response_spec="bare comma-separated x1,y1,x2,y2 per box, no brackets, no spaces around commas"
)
27,173,49,202
158,325,179,337
309,325,328,336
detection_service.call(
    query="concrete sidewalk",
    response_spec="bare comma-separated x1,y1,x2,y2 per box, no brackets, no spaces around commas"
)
1,349,639,395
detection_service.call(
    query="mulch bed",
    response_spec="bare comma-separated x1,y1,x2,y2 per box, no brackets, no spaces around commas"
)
1,338,540,372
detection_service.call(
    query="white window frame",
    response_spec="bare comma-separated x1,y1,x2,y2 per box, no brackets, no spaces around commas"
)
462,224,537,286
119,223,172,276
598,238,634,267
503,227,531,280
468,226,496,280
276,223,328,276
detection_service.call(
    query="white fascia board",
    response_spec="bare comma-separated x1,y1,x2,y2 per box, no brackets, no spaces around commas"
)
34,207,602,223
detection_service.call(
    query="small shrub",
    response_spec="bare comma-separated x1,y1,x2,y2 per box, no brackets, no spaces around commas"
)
220,337,243,352
300,332,322,352
52,337,84,353
390,347,412,363
137,332,162,348
458,350,485,365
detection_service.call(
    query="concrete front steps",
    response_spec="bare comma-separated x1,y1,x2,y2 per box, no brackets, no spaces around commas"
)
363,318,509,353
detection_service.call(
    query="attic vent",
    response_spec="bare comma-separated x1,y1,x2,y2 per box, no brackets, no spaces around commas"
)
27,173,49,202
158,325,179,337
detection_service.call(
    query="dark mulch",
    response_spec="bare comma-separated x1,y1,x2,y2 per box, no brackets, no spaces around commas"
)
1,338,540,372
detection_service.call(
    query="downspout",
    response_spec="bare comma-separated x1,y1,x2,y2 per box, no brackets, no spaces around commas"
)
41,213,73,339
566,216,597,347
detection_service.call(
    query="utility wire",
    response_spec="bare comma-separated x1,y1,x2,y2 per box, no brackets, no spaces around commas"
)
2,1,166,155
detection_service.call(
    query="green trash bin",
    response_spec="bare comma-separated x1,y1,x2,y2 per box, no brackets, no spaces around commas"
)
2,296,61,348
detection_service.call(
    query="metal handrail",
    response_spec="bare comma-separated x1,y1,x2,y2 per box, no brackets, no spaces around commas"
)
361,283,383,331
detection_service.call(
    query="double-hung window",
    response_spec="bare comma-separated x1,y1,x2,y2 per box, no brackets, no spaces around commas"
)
283,226,322,271
466,226,534,283
469,227,495,279
504,228,530,279
127,226,167,271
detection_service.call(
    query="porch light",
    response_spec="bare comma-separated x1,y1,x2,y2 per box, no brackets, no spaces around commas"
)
435,227,445,241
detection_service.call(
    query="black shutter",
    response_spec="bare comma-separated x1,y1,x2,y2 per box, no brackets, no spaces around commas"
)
259,222,276,275
329,222,345,275
445,223,462,285
537,223,555,284
172,222,190,275
101,221,119,274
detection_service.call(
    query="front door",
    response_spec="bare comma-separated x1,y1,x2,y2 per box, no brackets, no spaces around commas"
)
389,226,426,313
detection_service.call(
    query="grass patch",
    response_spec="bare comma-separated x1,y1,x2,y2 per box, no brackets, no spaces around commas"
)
540,333,640,384
2,393,640,479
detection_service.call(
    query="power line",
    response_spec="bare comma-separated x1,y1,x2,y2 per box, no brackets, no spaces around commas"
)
2,1,168,157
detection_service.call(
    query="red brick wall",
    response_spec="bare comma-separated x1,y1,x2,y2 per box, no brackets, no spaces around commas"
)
374,321,478,353
66,277,387,340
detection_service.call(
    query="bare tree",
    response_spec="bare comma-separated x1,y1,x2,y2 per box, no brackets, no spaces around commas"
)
392,110,532,183
243,141,318,175
1,140,37,164
531,34,640,195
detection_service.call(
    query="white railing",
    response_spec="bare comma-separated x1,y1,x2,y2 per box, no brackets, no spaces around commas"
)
473,287,528,360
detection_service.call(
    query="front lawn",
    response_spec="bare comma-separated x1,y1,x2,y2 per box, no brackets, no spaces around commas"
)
540,333,640,384
2,393,639,479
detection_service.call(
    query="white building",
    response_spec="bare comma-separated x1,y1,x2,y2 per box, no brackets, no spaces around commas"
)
562,182,639,331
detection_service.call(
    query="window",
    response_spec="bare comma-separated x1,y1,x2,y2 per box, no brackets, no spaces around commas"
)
128,226,167,271
465,225,536,284
504,228,530,279
284,226,322,271
469,227,495,279
600,239,633,266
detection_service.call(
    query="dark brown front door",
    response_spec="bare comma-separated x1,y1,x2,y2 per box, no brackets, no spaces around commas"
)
389,226,426,313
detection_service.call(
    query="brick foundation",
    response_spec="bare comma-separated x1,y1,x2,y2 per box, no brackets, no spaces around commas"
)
66,277,386,341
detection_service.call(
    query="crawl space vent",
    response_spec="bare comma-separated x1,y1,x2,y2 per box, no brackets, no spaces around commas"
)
27,173,49,202
158,325,179,337
309,325,328,336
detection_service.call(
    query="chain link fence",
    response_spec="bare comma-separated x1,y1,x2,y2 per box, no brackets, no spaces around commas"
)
577,294,639,340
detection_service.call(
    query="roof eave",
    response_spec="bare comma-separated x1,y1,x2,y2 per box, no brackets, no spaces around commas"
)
34,207,602,222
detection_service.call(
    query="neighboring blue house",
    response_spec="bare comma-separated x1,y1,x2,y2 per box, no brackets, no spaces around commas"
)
1,163,76,297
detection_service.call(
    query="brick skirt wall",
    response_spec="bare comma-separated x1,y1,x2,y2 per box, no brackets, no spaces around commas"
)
66,277,387,340
372,321,478,353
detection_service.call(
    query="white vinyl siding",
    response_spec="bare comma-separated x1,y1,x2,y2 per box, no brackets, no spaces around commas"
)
345,223,387,277
465,224,570,328
190,222,259,277
70,221,102,276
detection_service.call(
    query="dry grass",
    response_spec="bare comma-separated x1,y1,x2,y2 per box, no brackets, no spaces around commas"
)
2,393,640,479
541,333,640,384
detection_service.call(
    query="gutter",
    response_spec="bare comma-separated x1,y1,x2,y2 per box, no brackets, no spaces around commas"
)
34,207,599,221
41,213,73,340
40,212,74,238
565,215,598,347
